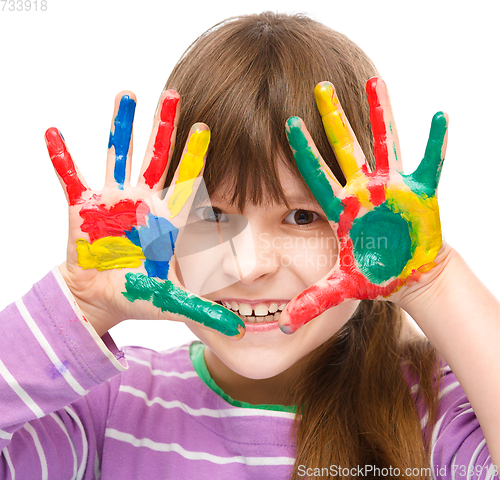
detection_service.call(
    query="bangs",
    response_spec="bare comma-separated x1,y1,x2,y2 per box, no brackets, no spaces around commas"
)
164,13,378,212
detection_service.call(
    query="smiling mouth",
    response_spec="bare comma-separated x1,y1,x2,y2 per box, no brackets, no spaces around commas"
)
215,300,288,324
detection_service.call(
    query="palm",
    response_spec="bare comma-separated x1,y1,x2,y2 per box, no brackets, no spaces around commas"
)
282,78,448,333
46,91,244,338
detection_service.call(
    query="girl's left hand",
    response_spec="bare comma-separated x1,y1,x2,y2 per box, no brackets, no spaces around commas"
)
281,77,449,334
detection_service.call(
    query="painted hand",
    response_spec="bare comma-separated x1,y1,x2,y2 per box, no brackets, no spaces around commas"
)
45,91,244,338
281,77,448,334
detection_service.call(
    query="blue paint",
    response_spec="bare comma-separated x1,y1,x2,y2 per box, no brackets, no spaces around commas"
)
108,95,136,189
126,215,178,280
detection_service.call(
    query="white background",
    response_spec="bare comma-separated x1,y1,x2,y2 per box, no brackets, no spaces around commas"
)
0,0,498,351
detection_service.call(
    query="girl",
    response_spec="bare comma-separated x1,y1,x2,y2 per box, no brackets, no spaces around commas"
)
1,11,499,479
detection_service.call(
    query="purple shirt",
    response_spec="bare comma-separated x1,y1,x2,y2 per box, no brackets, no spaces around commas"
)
0,270,495,479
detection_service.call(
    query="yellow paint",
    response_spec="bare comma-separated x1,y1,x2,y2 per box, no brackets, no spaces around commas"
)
168,128,209,217
344,171,372,210
315,83,359,182
76,237,145,271
385,185,442,280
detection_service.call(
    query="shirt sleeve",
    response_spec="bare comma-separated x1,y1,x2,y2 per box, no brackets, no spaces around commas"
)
0,268,127,478
427,364,497,480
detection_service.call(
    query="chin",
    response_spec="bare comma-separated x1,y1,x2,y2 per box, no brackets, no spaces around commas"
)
220,353,296,380
187,319,320,380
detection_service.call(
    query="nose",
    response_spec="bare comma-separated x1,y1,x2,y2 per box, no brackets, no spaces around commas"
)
220,216,280,285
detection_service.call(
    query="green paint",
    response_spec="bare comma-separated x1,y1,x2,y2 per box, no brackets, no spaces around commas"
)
286,117,343,223
350,203,412,284
122,273,244,337
392,142,398,163
403,112,447,197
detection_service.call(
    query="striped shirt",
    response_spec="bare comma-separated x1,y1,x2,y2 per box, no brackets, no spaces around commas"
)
0,269,495,479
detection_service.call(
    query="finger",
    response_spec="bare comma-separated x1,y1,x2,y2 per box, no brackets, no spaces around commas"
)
105,91,137,189
286,116,344,223
137,90,180,190
122,272,245,339
279,270,347,334
314,82,369,181
407,112,448,197
365,77,403,175
45,127,89,206
164,123,210,221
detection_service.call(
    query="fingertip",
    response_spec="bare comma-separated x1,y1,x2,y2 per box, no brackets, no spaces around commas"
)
286,116,303,131
278,308,297,334
430,111,449,144
158,92,181,123
161,89,180,101
432,111,449,128
231,324,246,341
192,122,210,132
279,323,296,335
314,81,336,116
365,77,386,107
314,81,334,96
366,76,382,90
187,123,211,156
285,117,309,152
115,90,137,104
45,126,63,142
44,128,66,157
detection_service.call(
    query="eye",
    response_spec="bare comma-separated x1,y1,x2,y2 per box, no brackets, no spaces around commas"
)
283,209,319,225
193,206,228,223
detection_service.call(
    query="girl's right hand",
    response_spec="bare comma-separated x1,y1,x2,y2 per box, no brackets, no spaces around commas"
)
45,91,245,339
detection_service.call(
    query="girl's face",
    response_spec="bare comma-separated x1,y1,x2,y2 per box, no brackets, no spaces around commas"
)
177,162,359,380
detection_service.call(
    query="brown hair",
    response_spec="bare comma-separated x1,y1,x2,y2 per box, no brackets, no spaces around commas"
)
164,12,440,478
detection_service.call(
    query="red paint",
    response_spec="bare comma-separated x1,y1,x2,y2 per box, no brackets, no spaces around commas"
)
364,78,391,207
45,128,87,206
281,167,403,333
337,196,360,237
282,235,405,333
80,199,150,242
366,78,390,176
143,94,179,188
366,174,387,207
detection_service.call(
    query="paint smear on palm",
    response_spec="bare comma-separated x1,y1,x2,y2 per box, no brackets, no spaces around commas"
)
77,237,145,270
108,95,136,190
168,126,209,217
77,199,176,279
74,179,243,336
75,206,243,336
80,199,149,242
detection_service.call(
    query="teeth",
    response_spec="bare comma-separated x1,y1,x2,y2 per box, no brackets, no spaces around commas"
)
216,300,287,321
239,312,280,324
254,304,269,316
238,303,253,316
